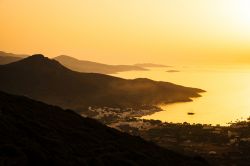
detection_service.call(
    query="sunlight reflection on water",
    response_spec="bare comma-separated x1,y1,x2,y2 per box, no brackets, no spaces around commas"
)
112,65,250,126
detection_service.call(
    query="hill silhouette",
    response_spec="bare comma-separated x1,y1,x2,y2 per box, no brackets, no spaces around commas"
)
0,91,208,166
0,54,204,112
0,51,148,74
0,51,25,65
55,55,147,74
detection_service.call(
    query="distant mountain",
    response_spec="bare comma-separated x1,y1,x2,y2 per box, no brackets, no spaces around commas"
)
0,51,27,64
0,91,207,166
0,55,21,65
135,63,171,68
55,55,147,74
0,52,148,74
0,55,204,112
0,51,28,58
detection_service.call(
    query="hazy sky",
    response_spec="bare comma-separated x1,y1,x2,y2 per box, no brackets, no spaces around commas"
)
1,0,250,65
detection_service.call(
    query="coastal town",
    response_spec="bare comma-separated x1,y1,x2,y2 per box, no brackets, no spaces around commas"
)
82,106,250,165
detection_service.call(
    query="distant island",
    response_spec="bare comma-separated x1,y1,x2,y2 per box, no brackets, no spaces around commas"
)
166,70,180,73
187,112,195,115
135,63,172,68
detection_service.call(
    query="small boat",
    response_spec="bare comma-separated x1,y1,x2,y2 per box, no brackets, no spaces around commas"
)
187,112,195,115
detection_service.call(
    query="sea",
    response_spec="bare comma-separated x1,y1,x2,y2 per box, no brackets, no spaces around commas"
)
112,65,250,126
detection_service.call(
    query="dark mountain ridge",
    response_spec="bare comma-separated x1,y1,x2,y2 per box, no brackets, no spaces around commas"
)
0,51,147,73
0,91,208,166
0,54,204,112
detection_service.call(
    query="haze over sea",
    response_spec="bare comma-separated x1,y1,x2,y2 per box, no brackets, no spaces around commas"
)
112,65,250,126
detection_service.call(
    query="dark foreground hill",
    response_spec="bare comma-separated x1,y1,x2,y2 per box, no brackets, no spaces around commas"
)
0,91,208,166
54,55,147,74
0,54,204,112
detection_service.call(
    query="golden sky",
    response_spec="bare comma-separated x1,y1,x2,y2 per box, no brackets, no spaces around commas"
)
1,0,250,65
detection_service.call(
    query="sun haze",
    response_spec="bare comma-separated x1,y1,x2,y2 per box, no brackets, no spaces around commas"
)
1,0,250,65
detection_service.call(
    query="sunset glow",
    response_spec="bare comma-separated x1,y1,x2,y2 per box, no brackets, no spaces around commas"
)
2,1,250,164
1,0,250,65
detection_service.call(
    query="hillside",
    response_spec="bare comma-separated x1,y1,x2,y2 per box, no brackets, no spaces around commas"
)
0,54,204,112
0,91,207,166
0,51,148,74
55,55,147,74
0,51,25,64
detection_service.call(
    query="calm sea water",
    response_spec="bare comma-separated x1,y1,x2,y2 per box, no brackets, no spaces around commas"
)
112,65,250,126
